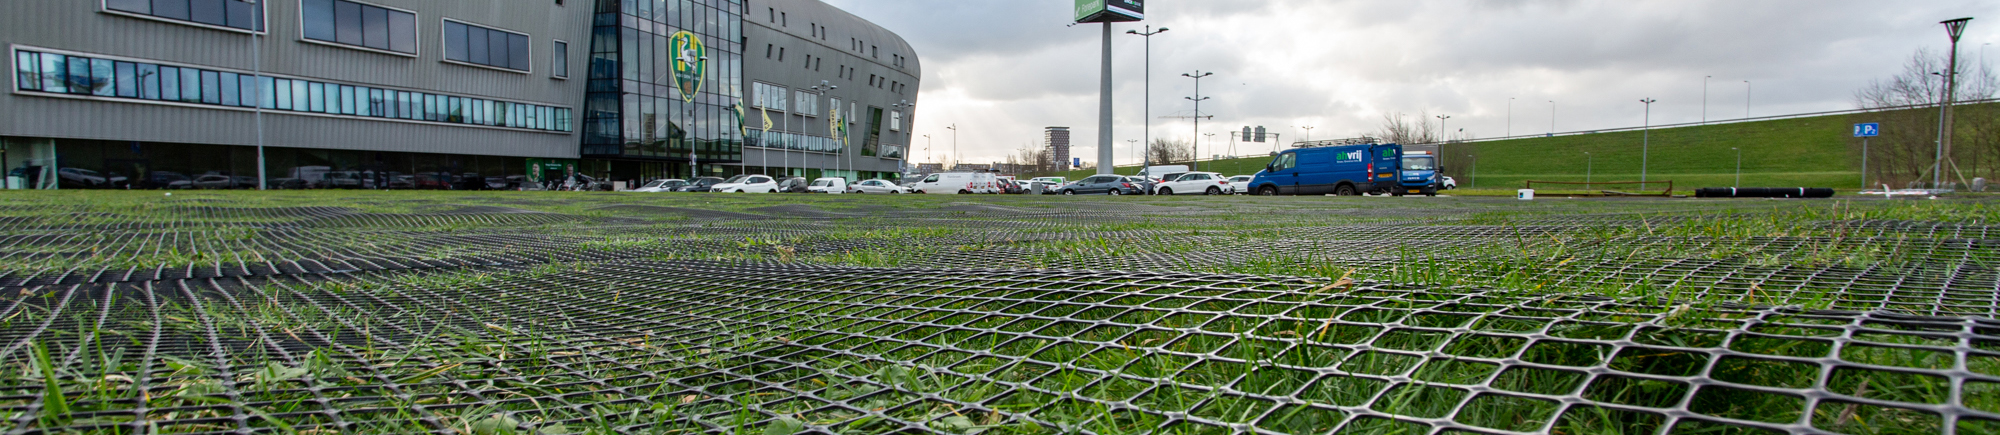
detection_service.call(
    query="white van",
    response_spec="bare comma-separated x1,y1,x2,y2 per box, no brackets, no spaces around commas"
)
911,172,998,194
1136,165,1191,180
808,177,848,194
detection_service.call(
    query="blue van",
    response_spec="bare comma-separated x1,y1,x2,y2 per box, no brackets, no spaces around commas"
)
1247,143,1403,196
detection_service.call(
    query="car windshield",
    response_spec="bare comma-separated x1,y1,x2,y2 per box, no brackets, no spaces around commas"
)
642,180,666,188
722,175,750,184
1402,156,1436,171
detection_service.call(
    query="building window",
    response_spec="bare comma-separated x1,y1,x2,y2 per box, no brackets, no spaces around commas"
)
890,110,902,132
552,40,569,78
301,0,417,55
752,82,788,111
443,19,530,72
12,48,572,132
794,90,817,117
766,44,773,59
104,0,263,32
777,47,785,62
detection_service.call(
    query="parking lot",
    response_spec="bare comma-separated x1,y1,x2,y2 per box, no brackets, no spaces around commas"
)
2,191,1996,434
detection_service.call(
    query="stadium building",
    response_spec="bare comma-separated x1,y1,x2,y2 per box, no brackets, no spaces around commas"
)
0,0,918,190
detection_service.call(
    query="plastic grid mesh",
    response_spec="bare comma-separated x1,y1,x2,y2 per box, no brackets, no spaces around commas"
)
3,262,1996,435
2,196,1998,435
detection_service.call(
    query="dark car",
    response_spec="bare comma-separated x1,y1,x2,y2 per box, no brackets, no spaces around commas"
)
1126,176,1159,195
1059,175,1143,195
998,179,1025,194
453,173,487,190
678,177,725,192
144,171,194,189
415,173,454,190
775,176,811,193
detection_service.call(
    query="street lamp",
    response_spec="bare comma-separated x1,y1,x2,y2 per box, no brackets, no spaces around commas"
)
946,124,958,171
1128,26,1168,174
1703,75,1712,125
1204,133,1217,161
1183,70,1214,172
1935,17,1973,190
1732,147,1742,188
1295,125,1315,143
1433,116,1449,143
1640,98,1657,191
922,134,933,169
810,80,838,178
1743,81,1752,119
1584,152,1592,184
1126,139,1139,168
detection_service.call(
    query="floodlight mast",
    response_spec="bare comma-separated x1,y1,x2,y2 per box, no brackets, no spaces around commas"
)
1936,17,1973,190
1183,71,1214,172
1128,26,1167,176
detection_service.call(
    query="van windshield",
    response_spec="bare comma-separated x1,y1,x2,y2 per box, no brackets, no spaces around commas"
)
1402,156,1436,171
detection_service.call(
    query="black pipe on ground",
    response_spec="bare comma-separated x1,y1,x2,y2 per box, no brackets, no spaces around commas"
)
1693,187,1835,198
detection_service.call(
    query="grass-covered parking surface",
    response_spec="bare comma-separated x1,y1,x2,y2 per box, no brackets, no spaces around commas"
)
2,191,1998,434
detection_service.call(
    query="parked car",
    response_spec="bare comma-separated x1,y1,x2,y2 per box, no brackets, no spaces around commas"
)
1442,176,1458,190
1154,171,1233,195
808,177,849,194
712,174,780,193
59,168,127,189
775,176,811,193
485,176,520,190
633,179,688,192
1060,175,1143,195
1226,175,1254,194
678,177,725,192
851,179,906,194
193,174,239,189
1125,176,1158,195
144,171,194,189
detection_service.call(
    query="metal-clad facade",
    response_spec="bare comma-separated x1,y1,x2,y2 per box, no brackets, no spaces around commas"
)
1,0,591,159
740,0,920,175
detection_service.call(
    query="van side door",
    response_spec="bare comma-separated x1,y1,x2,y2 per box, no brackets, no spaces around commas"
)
1297,149,1343,195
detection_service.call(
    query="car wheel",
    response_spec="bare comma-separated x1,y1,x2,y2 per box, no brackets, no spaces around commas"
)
1336,185,1359,196
890,191,900,194
1258,186,1278,196
1109,189,1122,196
959,189,971,194
769,189,778,193
1158,187,1173,196
1063,189,1076,195
1207,187,1222,195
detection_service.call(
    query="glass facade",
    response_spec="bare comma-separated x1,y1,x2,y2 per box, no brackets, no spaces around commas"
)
581,0,744,175
444,20,531,71
301,0,418,55
13,49,572,133
39,138,545,190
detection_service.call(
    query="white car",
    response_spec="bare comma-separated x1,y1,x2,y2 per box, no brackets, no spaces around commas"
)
712,174,780,193
851,179,906,194
632,179,687,192
1442,176,1458,190
1153,171,1234,195
808,177,848,194
1225,175,1254,194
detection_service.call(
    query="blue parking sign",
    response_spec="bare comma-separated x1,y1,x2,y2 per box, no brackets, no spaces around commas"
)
1853,123,1880,137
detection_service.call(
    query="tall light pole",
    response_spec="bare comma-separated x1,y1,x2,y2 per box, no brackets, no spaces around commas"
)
1548,101,1556,135
1126,139,1139,167
1128,26,1168,174
1732,147,1742,188
1183,70,1214,172
1743,81,1752,119
1702,75,1712,125
947,124,958,171
1640,98,1657,191
1584,152,1592,184
1936,17,1973,190
811,81,838,178
1204,133,1217,161
1433,116,1449,143
1295,125,1315,143
922,134,932,169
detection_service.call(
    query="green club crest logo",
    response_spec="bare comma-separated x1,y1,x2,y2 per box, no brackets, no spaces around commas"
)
670,31,706,102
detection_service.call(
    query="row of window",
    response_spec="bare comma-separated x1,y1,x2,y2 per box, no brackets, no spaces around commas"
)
301,0,418,55
445,20,533,72
14,50,573,132
111,0,555,75
106,0,263,32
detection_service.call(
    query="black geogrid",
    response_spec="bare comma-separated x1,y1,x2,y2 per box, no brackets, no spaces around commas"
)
3,198,2000,434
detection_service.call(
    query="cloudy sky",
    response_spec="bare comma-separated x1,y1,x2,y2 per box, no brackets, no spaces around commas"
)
823,0,2000,168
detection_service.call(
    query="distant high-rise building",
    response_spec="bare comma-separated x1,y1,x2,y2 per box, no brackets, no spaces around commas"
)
1046,127,1072,171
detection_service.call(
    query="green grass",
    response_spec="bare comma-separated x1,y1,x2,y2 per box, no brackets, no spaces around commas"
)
2,191,1995,435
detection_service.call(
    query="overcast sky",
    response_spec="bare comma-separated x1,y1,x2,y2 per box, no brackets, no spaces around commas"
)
823,0,2000,168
